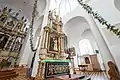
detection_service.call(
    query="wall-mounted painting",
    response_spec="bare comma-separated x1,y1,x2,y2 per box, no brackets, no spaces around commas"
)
85,57,90,64
65,47,76,56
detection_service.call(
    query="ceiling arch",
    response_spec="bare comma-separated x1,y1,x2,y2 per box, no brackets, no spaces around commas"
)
80,29,95,43
64,16,90,47
81,29,93,38
114,0,120,12
64,16,91,62
64,16,90,38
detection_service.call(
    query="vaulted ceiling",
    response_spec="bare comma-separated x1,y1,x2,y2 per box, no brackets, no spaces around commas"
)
64,16,90,45
0,0,46,21
114,0,120,12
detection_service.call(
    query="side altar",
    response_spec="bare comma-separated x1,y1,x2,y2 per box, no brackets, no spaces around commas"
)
40,10,67,60
35,10,68,80
0,7,27,68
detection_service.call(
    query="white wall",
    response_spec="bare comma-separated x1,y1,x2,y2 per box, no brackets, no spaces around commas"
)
81,29,96,53
19,15,44,66
18,0,47,66
80,29,105,70
114,0,120,12
102,23,120,71
64,15,90,68
88,0,120,25
62,0,120,72
63,1,117,73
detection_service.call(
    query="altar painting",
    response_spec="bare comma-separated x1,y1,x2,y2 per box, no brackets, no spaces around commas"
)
48,36,59,53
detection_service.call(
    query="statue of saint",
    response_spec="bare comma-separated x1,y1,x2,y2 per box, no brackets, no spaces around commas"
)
11,37,22,52
108,61,120,80
49,37,54,51
0,36,8,49
0,8,12,24
53,37,58,51
15,16,24,31
7,13,19,28
52,9,56,20
5,39,12,50
48,10,52,27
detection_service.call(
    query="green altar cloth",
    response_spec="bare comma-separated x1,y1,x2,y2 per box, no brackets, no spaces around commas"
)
42,59,71,63
43,59,71,78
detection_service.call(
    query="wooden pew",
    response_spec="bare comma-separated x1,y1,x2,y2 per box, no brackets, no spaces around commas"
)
14,65,29,79
0,64,29,80
0,69,18,80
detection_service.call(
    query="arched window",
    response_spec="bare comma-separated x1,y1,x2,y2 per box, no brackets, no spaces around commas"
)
79,39,93,56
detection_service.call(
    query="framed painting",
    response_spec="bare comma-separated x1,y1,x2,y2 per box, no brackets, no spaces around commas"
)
48,35,59,54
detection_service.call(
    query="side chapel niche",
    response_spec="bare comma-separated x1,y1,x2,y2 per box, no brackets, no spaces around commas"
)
0,7,28,66
40,9,67,60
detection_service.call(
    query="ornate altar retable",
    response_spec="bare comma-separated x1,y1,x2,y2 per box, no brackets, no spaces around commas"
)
35,10,68,80
0,7,27,67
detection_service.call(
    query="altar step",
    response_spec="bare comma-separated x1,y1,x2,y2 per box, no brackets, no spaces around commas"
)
47,72,108,80
79,76,91,80
46,74,90,80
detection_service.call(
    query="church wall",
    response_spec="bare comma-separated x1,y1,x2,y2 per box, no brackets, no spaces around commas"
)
88,0,120,25
102,23,120,71
63,5,103,68
114,0,120,12
27,16,44,67
18,0,48,66
81,29,105,70
19,16,44,66
31,0,51,77
87,1,120,71
88,0,120,71
63,16,90,68
63,1,117,72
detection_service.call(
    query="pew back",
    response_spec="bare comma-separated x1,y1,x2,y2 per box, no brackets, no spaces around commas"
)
0,69,18,80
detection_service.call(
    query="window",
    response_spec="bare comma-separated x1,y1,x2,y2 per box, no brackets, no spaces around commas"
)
79,39,93,56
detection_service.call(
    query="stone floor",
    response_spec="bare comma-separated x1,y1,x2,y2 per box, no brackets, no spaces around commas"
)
76,71,109,80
